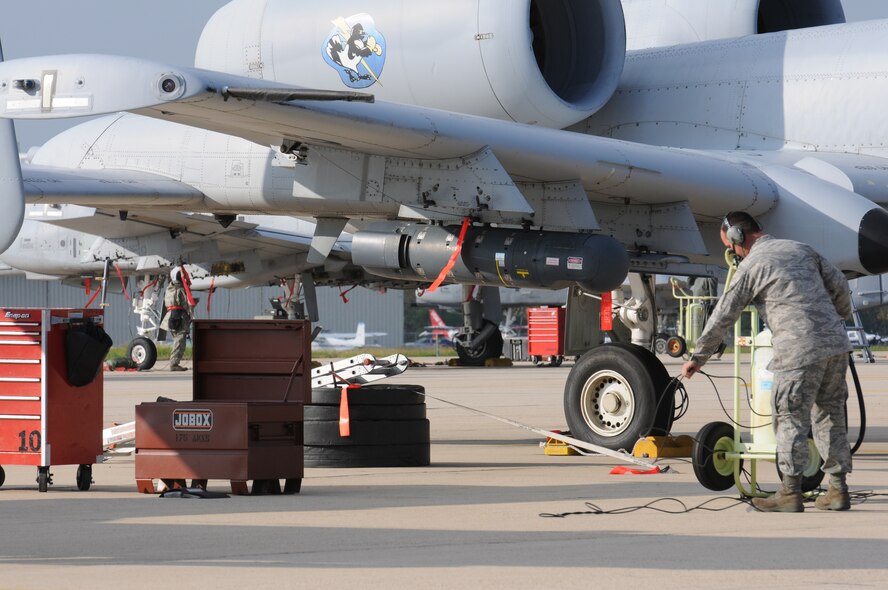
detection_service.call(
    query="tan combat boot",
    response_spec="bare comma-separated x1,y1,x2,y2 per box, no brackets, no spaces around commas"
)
752,475,803,512
815,473,851,511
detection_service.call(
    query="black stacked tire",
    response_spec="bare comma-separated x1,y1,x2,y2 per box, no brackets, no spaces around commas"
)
304,384,430,467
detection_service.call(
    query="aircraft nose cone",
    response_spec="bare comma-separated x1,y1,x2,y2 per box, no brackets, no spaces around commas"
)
859,207,888,275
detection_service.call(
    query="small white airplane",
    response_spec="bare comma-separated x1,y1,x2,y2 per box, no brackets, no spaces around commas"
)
312,322,385,350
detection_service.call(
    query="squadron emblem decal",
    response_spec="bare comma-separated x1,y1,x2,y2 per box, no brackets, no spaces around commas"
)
323,14,386,89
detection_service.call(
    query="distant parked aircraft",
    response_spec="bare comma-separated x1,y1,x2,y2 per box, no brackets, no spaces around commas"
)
312,322,385,350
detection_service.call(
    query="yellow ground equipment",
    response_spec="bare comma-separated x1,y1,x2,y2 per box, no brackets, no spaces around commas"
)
664,277,719,358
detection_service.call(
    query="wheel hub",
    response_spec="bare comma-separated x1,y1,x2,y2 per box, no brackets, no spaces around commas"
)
580,370,635,437
132,346,146,363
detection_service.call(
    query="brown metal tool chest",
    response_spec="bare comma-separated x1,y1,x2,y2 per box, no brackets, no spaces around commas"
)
135,320,310,495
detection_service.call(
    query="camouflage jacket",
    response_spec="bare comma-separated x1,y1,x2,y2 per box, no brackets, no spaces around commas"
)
692,235,852,371
159,282,192,333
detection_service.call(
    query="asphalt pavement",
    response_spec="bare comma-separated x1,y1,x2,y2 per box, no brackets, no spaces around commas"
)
1,354,887,588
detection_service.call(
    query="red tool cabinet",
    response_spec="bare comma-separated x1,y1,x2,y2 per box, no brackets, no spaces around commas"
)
0,309,104,492
527,307,565,359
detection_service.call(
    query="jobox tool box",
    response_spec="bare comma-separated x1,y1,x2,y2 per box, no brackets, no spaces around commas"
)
135,319,310,495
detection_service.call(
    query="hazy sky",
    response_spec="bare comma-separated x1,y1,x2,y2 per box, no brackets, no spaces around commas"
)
1,0,886,149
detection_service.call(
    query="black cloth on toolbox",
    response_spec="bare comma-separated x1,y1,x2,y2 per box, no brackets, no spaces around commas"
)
66,321,113,386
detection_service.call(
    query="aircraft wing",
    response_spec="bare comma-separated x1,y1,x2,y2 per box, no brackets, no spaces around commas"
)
25,204,350,259
0,55,775,224
22,164,206,208
1,55,886,274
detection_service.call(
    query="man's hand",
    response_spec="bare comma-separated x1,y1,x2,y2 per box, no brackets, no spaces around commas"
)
681,359,701,379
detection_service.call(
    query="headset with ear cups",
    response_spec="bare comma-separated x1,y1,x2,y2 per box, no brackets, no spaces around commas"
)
722,212,761,246
724,219,746,246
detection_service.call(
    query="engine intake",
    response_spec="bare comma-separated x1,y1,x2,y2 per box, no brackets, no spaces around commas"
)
196,0,626,129
352,222,629,293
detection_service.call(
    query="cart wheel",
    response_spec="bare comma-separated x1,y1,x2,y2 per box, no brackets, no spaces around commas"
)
776,437,826,493
531,356,541,365
76,464,92,491
37,467,50,493
0,465,5,488
551,356,564,367
693,421,740,491
666,336,687,358
654,337,668,356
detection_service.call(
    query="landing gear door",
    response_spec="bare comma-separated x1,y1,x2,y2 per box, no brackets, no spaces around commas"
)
564,286,602,357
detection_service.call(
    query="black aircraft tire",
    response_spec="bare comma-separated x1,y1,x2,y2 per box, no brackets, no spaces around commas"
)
127,337,157,371
305,443,431,468
304,419,430,446
304,404,427,422
310,384,425,406
563,345,659,451
454,320,504,366
607,342,677,436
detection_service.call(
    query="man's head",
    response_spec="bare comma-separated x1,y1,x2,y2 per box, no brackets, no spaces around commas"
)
170,266,189,285
720,211,763,257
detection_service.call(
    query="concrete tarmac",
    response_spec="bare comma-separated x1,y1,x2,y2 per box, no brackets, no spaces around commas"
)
1,354,887,588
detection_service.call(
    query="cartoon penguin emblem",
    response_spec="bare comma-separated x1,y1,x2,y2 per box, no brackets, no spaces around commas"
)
323,14,386,89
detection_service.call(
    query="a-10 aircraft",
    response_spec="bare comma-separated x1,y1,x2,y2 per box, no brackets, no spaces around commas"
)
0,0,887,450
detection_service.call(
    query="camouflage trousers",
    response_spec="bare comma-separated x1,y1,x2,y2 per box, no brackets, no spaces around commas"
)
169,330,188,367
772,353,853,476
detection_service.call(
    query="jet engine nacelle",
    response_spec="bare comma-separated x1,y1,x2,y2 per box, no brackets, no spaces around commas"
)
352,222,629,294
196,0,626,129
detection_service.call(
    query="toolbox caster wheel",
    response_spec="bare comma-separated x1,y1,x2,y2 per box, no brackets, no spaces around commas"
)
76,465,92,491
37,467,51,493
0,465,5,488
693,422,740,491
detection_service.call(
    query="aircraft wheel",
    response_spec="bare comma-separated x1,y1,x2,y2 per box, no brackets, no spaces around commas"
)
606,342,677,436
666,336,687,358
128,337,157,371
304,443,430,468
692,421,740,491
563,345,659,451
776,436,825,492
454,320,504,366
310,384,425,406
76,464,92,491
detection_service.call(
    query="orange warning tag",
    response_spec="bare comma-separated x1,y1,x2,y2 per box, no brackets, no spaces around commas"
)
600,291,613,331
609,465,661,475
339,385,351,437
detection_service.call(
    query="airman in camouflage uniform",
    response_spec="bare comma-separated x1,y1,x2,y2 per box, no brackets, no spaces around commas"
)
682,211,853,512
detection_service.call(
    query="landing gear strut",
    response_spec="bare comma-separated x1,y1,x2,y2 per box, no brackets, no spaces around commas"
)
562,273,676,450
453,286,504,366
